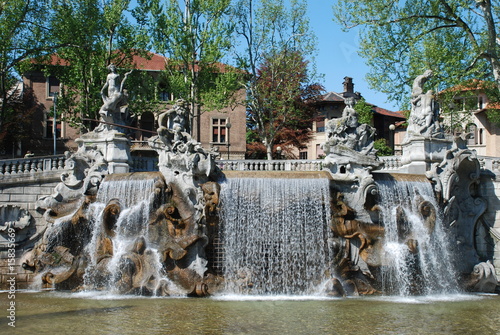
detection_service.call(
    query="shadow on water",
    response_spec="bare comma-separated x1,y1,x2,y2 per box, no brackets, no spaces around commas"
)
17,305,134,321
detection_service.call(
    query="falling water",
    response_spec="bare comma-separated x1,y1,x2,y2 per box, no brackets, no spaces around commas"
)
83,176,170,293
376,175,458,296
219,177,334,295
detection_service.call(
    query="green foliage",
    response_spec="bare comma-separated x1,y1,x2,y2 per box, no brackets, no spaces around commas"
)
0,0,52,144
42,0,150,129
234,0,320,159
374,138,393,156
333,0,500,108
354,98,373,125
140,0,239,137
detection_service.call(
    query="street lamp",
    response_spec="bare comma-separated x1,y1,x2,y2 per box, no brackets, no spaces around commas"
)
389,124,395,153
225,120,231,160
276,146,282,159
53,92,58,156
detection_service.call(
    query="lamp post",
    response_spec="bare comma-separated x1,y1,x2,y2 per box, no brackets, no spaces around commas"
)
53,92,57,156
389,124,395,153
225,120,231,160
276,146,282,159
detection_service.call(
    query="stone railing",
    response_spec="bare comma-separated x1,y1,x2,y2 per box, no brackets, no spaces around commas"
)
378,156,402,171
217,159,324,171
478,156,500,174
0,155,67,176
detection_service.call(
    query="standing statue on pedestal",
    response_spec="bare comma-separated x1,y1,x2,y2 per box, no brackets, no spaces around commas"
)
405,70,443,140
97,64,133,131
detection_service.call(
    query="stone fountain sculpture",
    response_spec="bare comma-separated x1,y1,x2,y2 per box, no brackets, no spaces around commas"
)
35,64,133,216
400,70,453,173
23,68,222,296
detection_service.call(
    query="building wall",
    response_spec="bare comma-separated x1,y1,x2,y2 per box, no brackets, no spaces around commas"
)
198,89,247,160
23,71,247,160
23,71,80,156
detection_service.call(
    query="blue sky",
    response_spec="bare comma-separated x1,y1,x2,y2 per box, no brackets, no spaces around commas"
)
307,2,398,111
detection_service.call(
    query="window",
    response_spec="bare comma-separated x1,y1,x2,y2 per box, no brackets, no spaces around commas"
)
47,76,60,98
316,144,324,158
45,117,61,138
299,151,308,160
212,118,227,143
478,96,484,109
316,119,325,133
159,91,171,101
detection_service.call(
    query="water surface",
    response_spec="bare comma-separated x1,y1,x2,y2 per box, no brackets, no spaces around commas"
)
2,291,500,334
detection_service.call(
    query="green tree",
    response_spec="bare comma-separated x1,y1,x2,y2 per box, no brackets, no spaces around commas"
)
41,0,151,130
374,138,393,156
0,0,55,149
333,0,500,108
354,97,373,125
233,0,320,159
140,0,238,140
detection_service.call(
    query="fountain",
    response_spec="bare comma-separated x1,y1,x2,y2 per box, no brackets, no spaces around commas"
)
17,69,498,297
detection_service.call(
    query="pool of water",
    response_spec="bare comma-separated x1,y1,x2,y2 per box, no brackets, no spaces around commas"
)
2,291,500,334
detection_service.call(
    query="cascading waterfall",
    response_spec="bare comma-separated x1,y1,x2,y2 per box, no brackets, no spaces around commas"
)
219,177,335,295
83,177,169,293
375,175,458,295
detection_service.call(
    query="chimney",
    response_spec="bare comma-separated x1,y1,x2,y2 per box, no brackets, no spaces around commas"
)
343,76,354,94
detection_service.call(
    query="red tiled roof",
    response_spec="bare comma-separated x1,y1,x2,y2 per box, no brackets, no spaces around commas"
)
372,106,406,119
35,51,237,73
131,52,165,71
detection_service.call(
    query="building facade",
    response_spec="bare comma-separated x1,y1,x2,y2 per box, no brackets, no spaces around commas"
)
18,53,246,160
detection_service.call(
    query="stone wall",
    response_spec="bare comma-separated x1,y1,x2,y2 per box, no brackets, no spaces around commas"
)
0,171,63,289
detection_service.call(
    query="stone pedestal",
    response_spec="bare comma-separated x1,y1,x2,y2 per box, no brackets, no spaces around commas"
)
399,137,453,174
76,130,131,174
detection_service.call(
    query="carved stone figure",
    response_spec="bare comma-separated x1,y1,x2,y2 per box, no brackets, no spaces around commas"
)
97,64,133,131
330,192,384,295
36,148,107,216
157,98,190,145
405,70,443,140
464,261,498,293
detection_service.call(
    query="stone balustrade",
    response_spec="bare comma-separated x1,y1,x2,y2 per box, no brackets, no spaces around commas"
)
217,159,324,171
379,156,402,171
3,155,500,178
478,156,500,174
0,155,67,176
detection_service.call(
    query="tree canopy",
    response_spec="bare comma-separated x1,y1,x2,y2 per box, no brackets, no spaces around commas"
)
44,0,150,129
334,0,500,109
246,49,323,159
138,0,239,140
0,0,54,147
234,0,322,159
